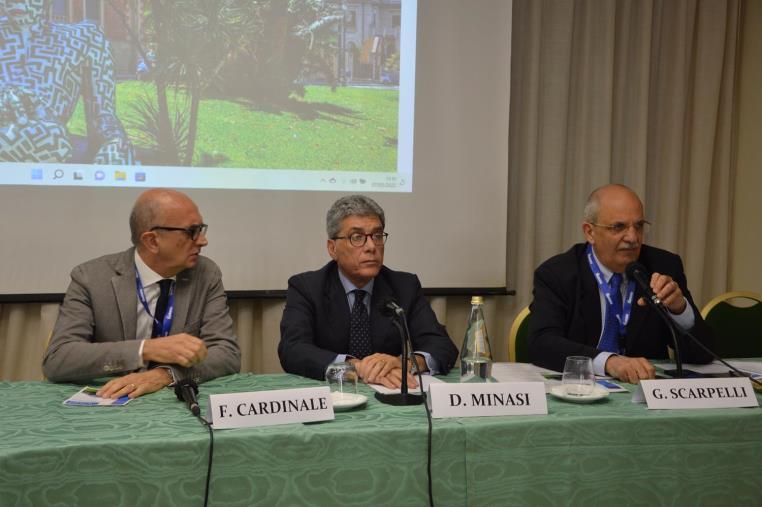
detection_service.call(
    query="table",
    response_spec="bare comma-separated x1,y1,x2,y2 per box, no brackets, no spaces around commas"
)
1,372,761,506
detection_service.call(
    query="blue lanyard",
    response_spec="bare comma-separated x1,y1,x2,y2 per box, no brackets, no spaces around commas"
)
135,267,175,337
586,244,635,338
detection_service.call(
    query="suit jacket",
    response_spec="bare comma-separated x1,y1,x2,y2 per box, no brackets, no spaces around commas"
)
528,243,714,372
278,261,459,380
43,248,240,383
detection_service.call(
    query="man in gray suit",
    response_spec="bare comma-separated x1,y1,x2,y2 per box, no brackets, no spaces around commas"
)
43,189,240,399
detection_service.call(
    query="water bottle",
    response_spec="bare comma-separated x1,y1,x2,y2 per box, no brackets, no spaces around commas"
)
460,296,493,382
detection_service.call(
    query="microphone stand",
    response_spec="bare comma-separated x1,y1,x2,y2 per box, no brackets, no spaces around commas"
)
626,263,685,378
648,301,762,387
374,312,424,406
641,295,684,378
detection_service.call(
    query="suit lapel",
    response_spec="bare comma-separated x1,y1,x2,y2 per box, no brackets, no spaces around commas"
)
112,249,137,341
326,268,351,350
579,251,603,347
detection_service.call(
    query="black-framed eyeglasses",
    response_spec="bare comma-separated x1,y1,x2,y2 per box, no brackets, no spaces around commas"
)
150,223,208,241
332,232,388,247
588,220,651,235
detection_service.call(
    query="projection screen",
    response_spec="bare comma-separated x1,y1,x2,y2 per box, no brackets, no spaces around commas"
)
0,0,511,298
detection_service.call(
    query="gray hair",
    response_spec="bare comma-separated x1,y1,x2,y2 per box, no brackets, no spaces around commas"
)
326,195,385,238
583,192,600,223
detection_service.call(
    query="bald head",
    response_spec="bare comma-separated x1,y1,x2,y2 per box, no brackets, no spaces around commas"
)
129,189,197,246
583,184,643,224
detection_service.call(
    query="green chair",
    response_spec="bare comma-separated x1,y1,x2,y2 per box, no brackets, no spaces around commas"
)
508,306,531,362
700,291,762,358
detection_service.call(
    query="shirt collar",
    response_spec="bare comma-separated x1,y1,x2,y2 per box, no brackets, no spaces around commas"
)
337,267,375,296
135,250,175,287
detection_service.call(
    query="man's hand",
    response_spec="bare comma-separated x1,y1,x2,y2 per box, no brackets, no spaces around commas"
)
142,333,207,367
605,355,656,383
96,368,172,399
636,272,687,314
352,353,419,389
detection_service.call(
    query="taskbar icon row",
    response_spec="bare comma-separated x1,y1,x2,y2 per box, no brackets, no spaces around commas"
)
30,168,147,183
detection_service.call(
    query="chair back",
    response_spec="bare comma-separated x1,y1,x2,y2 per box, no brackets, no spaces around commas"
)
508,306,531,362
700,291,762,358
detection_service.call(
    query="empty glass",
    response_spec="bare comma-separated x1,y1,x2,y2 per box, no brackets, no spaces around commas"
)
325,362,359,403
562,356,595,396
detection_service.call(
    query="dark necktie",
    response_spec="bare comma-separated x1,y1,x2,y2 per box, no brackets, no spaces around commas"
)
152,279,173,338
599,273,623,353
348,290,372,358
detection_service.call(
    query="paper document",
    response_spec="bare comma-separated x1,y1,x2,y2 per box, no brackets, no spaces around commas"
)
491,362,554,383
369,374,443,395
63,386,131,406
653,360,762,376
727,361,762,375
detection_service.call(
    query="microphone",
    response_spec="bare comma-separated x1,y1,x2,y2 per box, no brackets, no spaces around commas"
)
175,378,201,416
380,297,404,318
625,262,663,307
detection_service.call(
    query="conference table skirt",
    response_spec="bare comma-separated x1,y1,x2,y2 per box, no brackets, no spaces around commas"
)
1,372,761,506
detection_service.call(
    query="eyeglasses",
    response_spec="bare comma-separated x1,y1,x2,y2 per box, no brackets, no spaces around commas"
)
150,223,208,241
588,220,651,234
332,232,389,247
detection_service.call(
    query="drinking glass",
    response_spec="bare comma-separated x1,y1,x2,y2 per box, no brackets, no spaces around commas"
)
562,356,595,396
325,362,358,403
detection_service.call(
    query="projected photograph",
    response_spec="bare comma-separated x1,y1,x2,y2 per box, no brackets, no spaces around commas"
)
0,0,415,191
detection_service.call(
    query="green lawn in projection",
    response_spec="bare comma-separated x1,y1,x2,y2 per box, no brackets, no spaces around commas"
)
68,81,399,171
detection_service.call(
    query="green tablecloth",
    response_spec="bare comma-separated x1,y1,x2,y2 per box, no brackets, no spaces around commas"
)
1,373,761,506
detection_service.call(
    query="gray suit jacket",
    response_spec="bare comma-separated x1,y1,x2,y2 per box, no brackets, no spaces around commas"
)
43,248,240,383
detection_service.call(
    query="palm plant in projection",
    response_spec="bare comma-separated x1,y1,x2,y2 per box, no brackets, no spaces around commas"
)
121,0,343,166
129,0,246,165
218,0,343,102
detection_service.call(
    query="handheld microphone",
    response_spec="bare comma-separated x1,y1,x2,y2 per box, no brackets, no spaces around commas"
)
174,378,201,416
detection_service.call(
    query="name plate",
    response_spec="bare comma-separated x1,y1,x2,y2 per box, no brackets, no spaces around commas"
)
428,382,547,418
639,378,759,409
207,386,334,429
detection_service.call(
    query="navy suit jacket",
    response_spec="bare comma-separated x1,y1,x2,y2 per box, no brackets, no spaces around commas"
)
279,261,459,380
528,243,714,373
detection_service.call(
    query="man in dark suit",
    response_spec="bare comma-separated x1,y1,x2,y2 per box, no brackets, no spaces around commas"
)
279,195,458,388
528,184,713,383
43,189,240,398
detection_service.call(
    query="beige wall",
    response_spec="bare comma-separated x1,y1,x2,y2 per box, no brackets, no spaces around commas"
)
731,0,762,294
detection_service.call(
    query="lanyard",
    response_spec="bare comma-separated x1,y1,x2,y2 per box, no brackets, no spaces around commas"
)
135,267,175,338
586,243,635,338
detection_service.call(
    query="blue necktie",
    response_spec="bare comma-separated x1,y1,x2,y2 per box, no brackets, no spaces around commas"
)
348,290,372,358
599,273,623,353
151,279,173,338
